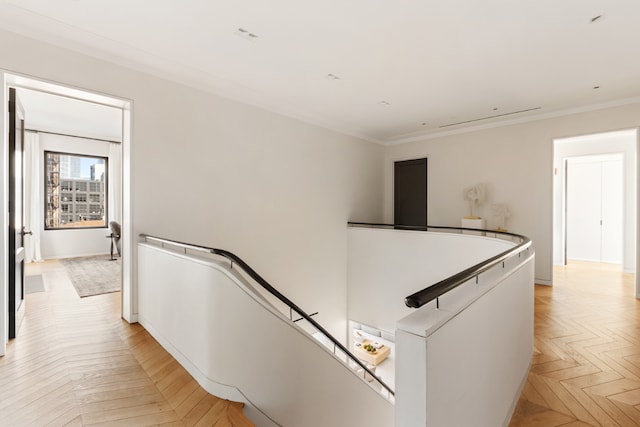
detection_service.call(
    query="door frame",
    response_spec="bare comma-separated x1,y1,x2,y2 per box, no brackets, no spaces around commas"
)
8,87,26,340
1,71,134,355
552,128,639,298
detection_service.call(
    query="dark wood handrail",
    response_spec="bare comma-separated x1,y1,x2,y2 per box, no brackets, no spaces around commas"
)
139,234,395,397
347,222,533,308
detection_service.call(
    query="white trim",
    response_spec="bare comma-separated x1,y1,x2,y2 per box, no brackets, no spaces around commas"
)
502,361,532,427
121,102,134,321
1,72,135,355
535,279,553,286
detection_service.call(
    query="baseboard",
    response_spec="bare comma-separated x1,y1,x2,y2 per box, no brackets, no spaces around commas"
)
503,360,531,426
43,252,111,260
535,279,552,286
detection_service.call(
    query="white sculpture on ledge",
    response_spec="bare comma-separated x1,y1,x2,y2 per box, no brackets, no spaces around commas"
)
491,203,511,231
463,183,486,219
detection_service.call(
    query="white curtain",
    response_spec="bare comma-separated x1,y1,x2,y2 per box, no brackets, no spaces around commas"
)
24,131,43,262
108,142,122,226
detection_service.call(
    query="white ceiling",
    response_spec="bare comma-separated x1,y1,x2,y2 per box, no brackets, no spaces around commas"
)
2,0,640,144
17,88,123,142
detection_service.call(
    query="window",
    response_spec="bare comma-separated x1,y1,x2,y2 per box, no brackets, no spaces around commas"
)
45,151,108,229
75,181,87,192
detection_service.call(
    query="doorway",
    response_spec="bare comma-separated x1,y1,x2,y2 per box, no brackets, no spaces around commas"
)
566,154,623,264
394,158,428,227
552,129,638,297
1,73,133,355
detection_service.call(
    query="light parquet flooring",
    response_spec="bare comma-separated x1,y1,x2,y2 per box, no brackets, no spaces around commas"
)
0,260,255,427
510,261,640,426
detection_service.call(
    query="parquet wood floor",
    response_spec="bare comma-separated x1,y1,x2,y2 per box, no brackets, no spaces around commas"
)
6,259,637,426
0,260,255,427
510,261,640,426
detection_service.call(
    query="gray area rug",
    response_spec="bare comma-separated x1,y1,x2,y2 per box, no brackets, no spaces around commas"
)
25,274,45,294
60,255,121,298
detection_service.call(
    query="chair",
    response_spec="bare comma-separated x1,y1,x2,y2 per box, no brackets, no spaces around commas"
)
108,221,121,260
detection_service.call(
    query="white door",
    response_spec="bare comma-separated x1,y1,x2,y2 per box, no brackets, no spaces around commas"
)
566,155,623,264
600,159,623,263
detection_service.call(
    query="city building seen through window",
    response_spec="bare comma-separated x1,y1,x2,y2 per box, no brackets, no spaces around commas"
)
45,151,108,229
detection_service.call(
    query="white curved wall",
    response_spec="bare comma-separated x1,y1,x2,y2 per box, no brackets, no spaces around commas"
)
395,253,534,427
347,227,534,426
347,227,515,332
138,243,393,427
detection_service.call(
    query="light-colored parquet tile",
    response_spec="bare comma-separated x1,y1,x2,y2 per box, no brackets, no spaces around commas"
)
0,259,255,427
509,399,577,426
9,256,637,426
510,261,640,426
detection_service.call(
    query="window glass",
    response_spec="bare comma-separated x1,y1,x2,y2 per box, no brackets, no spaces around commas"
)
45,151,108,229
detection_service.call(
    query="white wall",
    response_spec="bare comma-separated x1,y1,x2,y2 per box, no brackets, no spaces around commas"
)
553,131,636,272
34,133,119,259
138,243,394,427
0,28,384,342
383,106,640,284
396,254,534,427
347,227,514,332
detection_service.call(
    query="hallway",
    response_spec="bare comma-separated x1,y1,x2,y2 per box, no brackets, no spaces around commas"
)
511,261,640,426
0,260,253,426
3,259,639,425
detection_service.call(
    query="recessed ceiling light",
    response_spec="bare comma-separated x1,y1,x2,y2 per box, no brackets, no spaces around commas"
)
590,15,603,23
236,28,259,41
326,73,340,80
379,100,391,106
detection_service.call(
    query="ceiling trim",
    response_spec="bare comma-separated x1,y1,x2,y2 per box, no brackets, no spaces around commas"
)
383,96,640,146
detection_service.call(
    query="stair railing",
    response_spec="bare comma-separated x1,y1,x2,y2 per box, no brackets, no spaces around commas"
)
139,234,395,399
347,222,532,308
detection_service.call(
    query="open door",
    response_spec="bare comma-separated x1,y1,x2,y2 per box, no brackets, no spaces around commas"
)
8,87,28,339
